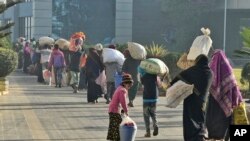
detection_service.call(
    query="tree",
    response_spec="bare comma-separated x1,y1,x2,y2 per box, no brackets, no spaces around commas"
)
234,27,250,57
0,0,23,39
234,27,250,92
0,0,22,78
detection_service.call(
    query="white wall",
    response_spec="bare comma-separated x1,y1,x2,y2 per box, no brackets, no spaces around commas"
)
228,0,250,9
115,0,133,44
31,0,52,39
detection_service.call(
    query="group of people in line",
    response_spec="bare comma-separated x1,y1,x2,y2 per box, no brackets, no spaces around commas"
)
16,31,245,141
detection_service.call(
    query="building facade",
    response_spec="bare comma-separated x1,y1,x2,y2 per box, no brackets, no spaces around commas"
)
1,0,250,58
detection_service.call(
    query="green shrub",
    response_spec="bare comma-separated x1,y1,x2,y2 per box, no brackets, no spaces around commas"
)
145,42,168,59
0,48,18,77
0,36,12,49
162,52,182,79
240,63,250,92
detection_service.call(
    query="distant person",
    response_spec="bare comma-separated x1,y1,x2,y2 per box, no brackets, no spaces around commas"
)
170,55,212,141
122,49,141,107
107,74,133,141
69,46,82,93
78,48,88,90
23,41,32,73
206,50,243,141
40,44,52,71
48,44,66,88
85,44,104,103
104,44,122,104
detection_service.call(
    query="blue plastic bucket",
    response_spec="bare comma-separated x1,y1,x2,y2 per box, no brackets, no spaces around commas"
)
119,124,137,141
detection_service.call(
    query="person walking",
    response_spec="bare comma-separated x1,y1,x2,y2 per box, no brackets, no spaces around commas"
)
170,54,212,141
122,49,141,107
69,46,82,93
78,48,88,90
107,73,133,141
85,44,105,103
48,44,66,88
206,50,243,141
104,44,122,104
139,68,160,137
23,41,32,73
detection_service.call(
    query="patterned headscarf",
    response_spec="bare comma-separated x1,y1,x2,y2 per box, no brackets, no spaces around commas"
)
209,49,242,117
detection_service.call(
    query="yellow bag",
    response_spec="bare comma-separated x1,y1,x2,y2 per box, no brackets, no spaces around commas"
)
233,102,249,125
176,53,195,70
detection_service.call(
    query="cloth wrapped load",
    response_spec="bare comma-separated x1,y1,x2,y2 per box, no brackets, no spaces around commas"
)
55,38,70,50
128,42,147,60
39,36,54,46
187,27,212,60
139,58,169,76
103,48,125,65
69,32,85,52
166,80,194,108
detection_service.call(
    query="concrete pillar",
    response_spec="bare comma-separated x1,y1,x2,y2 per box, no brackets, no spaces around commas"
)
31,0,52,39
115,0,133,44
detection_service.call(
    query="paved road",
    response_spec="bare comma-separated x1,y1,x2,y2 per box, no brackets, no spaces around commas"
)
0,70,183,141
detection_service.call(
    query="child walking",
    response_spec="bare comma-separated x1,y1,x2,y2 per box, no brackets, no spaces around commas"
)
139,68,160,137
107,74,133,141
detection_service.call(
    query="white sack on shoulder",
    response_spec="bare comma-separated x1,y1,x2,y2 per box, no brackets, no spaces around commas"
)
103,48,125,65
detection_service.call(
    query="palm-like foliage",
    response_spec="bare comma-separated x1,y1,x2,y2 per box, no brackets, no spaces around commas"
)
235,27,250,92
234,27,250,57
145,42,168,59
241,62,250,92
0,0,23,39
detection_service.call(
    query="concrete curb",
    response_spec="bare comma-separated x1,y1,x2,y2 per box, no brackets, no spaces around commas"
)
0,80,9,95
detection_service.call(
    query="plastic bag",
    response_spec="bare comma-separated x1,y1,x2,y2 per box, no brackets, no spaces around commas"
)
95,70,107,94
233,102,249,125
43,69,52,83
187,27,212,60
120,116,136,127
166,80,194,108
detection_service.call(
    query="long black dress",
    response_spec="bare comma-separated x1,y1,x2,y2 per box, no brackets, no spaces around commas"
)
85,49,104,103
170,55,212,141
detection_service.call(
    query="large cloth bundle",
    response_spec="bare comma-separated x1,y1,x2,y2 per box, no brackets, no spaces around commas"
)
166,80,194,108
55,38,70,50
128,42,146,60
39,36,54,46
177,52,195,70
140,58,169,76
187,28,212,60
103,48,125,65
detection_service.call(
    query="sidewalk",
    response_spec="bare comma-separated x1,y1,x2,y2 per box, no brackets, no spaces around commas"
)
0,70,183,141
